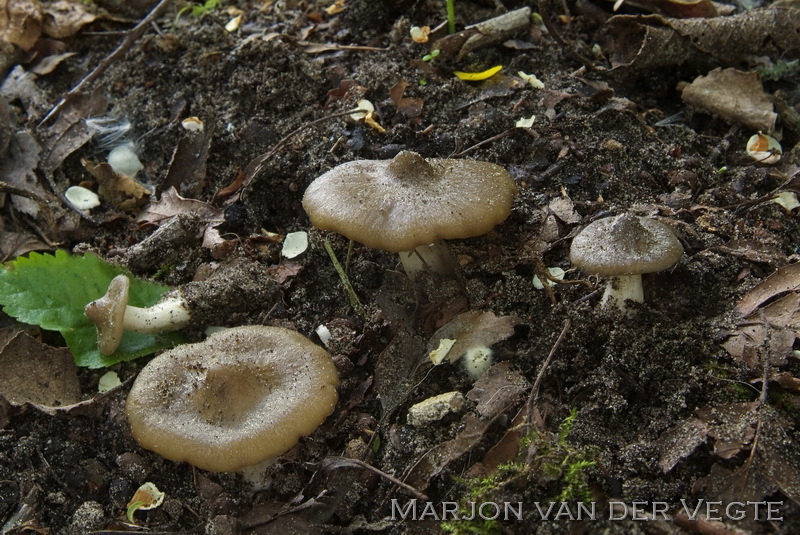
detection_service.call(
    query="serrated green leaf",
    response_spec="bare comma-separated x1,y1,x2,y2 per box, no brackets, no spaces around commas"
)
0,251,185,368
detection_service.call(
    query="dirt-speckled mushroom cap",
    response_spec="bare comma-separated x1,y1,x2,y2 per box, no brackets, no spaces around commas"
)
569,214,683,276
302,151,517,252
125,325,339,472
84,274,130,356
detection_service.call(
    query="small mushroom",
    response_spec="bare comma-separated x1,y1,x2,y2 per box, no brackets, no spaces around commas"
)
569,214,683,310
125,325,339,472
84,275,191,356
302,151,517,279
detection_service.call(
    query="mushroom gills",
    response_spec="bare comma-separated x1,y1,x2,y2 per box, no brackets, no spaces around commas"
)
398,240,456,280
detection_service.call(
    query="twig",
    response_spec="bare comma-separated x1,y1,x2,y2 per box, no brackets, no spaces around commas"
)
527,318,571,418
322,457,429,502
39,0,174,126
231,108,360,203
451,128,515,158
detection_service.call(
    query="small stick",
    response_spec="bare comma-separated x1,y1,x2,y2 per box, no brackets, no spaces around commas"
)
39,0,174,126
528,318,571,417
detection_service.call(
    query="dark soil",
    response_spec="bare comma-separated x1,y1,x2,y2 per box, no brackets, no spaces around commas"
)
1,1,799,534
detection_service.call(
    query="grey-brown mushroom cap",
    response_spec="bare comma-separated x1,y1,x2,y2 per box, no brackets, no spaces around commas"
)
302,151,517,252
125,325,339,473
569,214,684,276
84,274,130,356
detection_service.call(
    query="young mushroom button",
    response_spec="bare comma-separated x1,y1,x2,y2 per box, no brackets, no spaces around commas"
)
569,214,683,310
125,325,339,473
302,151,517,280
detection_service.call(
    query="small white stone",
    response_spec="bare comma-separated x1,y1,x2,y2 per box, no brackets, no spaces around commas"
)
429,338,456,365
107,141,143,177
407,391,465,427
65,186,100,210
181,116,204,132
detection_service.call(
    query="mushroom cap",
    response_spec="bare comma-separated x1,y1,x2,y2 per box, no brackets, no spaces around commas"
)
125,325,339,472
302,151,517,252
84,274,130,356
569,214,683,276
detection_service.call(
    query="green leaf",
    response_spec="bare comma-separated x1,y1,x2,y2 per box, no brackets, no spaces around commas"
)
0,251,184,368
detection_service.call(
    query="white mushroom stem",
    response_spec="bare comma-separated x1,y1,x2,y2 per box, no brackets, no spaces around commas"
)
600,274,644,310
122,297,191,333
398,240,456,281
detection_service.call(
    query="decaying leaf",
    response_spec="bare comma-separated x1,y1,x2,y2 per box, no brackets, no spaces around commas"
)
0,0,43,51
598,9,800,78
434,7,530,61
0,330,80,407
0,129,46,217
602,0,719,18
137,186,222,226
42,1,96,39
374,329,426,414
721,263,800,368
81,158,151,211
404,362,529,490
548,196,580,225
0,231,49,261
656,416,709,473
681,68,777,133
426,310,520,364
160,120,215,198
389,78,423,119
693,405,800,506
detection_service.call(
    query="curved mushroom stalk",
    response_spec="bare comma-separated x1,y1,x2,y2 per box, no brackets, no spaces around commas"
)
600,274,644,310
398,240,456,281
122,296,191,333
85,274,191,356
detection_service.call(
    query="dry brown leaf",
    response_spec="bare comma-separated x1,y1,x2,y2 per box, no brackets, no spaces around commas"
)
405,362,526,490
42,0,96,39
161,121,214,198
736,263,800,317
40,86,107,173
656,416,709,473
0,230,49,261
721,263,800,367
82,158,151,211
29,51,75,75
267,261,303,284
137,186,223,226
681,68,777,133
374,329,427,414
0,0,43,51
0,129,46,217
0,330,80,407
693,405,800,506
602,0,718,18
426,310,521,364
466,361,529,419
599,9,800,78
548,196,581,224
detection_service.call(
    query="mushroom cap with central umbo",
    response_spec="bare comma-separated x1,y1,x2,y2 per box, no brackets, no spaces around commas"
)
569,213,683,276
302,151,517,252
125,325,339,472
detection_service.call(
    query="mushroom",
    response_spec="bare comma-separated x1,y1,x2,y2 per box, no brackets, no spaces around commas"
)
125,325,339,472
302,150,517,279
569,213,683,310
84,274,191,356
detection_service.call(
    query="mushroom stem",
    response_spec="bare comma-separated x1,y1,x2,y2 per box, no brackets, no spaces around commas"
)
601,274,644,310
398,240,456,281
122,297,191,333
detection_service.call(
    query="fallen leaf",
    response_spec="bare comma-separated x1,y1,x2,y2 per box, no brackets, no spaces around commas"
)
0,129,46,217
426,310,521,364
681,68,777,133
137,187,223,226
0,231,49,261
160,120,215,198
0,330,80,407
721,263,800,368
466,361,529,419
42,0,96,38
0,0,43,51
656,416,708,473
82,158,151,211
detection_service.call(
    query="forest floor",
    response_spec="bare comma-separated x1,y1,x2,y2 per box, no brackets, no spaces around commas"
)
1,0,799,534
